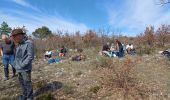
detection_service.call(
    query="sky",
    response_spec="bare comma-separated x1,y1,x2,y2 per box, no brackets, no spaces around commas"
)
0,0,170,36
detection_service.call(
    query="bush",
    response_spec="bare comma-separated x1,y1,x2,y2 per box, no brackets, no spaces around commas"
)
137,46,156,56
96,56,113,68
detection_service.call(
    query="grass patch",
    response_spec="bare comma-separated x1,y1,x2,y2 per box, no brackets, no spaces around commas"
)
36,92,54,100
62,84,75,95
89,85,101,94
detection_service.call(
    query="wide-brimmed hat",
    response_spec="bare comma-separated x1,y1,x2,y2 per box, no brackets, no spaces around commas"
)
11,29,25,36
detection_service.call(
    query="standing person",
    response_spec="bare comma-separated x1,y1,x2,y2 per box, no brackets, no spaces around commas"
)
0,34,16,81
11,29,34,100
115,39,124,57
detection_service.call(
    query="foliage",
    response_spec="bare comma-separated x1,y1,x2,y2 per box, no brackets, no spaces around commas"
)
0,21,12,36
32,26,52,39
156,24,170,47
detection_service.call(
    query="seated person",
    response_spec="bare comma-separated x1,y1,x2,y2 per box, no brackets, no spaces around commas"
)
110,43,115,51
71,48,86,61
44,50,52,59
48,57,62,64
102,42,112,57
72,54,86,61
110,43,118,57
126,43,135,55
115,39,124,57
59,46,67,57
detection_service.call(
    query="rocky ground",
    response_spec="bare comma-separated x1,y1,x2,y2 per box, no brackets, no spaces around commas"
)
0,49,170,100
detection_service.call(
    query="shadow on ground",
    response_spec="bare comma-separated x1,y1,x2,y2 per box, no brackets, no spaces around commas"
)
33,81,63,97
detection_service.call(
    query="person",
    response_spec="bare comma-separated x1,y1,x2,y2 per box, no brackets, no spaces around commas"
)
102,42,112,57
110,43,115,51
126,43,135,55
44,49,52,59
11,29,34,100
72,53,86,61
102,42,110,51
115,39,124,57
59,46,67,57
0,34,16,81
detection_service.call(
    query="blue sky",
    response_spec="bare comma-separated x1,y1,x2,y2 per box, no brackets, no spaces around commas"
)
0,0,170,36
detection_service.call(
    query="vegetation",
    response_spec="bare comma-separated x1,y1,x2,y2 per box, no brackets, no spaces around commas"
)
0,21,12,36
0,20,170,99
32,26,52,39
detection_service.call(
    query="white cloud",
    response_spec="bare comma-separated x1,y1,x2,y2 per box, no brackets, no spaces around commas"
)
107,0,170,36
12,0,40,11
0,10,89,35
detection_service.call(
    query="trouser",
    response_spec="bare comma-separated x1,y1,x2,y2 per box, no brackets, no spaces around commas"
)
18,71,33,100
2,54,16,78
102,51,112,57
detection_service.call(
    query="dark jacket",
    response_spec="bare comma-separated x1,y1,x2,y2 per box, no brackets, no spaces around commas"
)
102,44,110,51
14,38,34,72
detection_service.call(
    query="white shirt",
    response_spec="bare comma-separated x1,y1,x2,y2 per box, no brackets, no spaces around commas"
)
45,51,52,55
126,45,133,49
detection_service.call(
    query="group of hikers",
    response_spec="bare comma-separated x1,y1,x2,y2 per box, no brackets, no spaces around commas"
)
0,28,135,100
0,29,34,100
101,39,135,58
44,46,67,64
43,38,136,65
44,45,67,59
44,46,86,64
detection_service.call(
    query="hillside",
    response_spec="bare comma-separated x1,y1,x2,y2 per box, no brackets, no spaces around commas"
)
0,48,170,100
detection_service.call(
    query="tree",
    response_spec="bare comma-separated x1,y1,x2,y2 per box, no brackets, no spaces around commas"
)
32,26,52,39
0,21,12,36
156,24,170,47
144,26,155,47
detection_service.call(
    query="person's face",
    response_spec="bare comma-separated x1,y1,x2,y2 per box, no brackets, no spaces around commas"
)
2,34,7,41
12,34,23,43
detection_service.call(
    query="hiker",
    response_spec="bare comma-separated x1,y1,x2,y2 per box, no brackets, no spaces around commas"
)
110,43,115,51
71,48,86,61
110,43,118,57
44,49,52,59
126,43,135,55
72,54,86,61
122,43,127,52
115,39,124,57
0,34,16,81
161,49,170,60
102,42,112,57
59,46,67,57
11,29,34,100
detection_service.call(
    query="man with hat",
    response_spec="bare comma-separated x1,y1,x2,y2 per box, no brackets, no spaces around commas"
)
11,28,34,100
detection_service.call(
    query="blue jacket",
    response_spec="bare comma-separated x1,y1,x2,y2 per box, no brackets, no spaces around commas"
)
14,38,34,72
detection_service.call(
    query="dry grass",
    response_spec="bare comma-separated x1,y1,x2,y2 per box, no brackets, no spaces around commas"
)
0,48,170,100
